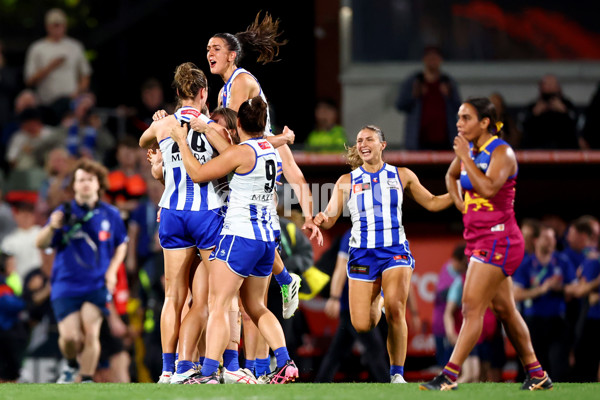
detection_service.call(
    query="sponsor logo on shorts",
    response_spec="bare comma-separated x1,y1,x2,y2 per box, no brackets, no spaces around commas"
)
220,250,226,256
394,255,408,261
349,264,370,275
473,249,488,258
494,253,503,261
491,223,505,232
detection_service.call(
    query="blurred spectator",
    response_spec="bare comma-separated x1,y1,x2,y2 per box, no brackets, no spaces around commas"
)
6,107,61,171
521,218,541,257
513,224,577,382
0,250,27,383
121,78,171,138
581,82,600,149
36,148,74,220
106,137,147,221
1,201,42,282
564,215,598,271
520,74,579,149
126,177,161,282
0,39,21,149
22,253,53,328
305,98,347,152
58,92,115,162
432,242,467,368
489,92,521,148
395,46,461,150
0,185,17,244
541,214,569,252
24,8,92,125
572,254,600,382
315,229,389,383
19,250,62,383
1,89,39,154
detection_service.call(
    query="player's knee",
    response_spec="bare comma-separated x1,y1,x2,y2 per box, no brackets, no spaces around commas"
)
461,298,484,319
61,331,83,346
491,302,511,321
351,316,374,333
384,301,406,325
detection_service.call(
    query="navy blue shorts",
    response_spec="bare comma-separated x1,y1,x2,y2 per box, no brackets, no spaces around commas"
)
51,287,110,322
347,240,414,282
159,208,224,250
209,235,276,278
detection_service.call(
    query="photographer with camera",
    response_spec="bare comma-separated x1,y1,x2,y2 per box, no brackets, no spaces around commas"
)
521,74,580,149
36,159,128,383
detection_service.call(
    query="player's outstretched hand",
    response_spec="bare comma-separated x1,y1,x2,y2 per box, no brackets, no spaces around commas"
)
302,219,323,246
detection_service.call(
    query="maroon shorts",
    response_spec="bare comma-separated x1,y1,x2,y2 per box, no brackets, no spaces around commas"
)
466,233,524,276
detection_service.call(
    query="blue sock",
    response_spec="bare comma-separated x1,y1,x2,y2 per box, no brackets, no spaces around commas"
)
200,358,220,376
223,349,240,371
274,347,290,369
245,359,255,375
177,360,195,374
162,353,176,373
390,365,404,376
198,356,205,366
175,353,179,361
255,357,271,376
274,268,292,286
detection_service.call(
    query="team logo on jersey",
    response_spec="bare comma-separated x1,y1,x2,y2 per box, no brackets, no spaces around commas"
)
387,179,400,189
349,264,370,275
99,231,111,241
353,182,371,194
373,177,378,183
476,163,489,171
258,140,271,150
180,109,201,118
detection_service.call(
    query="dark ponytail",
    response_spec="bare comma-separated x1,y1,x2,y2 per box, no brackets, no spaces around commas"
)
213,12,287,66
464,97,502,135
238,96,267,135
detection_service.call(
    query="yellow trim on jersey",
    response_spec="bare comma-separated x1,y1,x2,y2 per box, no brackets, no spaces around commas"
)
478,135,498,155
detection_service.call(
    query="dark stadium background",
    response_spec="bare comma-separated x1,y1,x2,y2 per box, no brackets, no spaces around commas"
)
0,0,317,140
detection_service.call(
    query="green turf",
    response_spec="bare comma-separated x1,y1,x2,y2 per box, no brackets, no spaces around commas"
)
0,382,598,400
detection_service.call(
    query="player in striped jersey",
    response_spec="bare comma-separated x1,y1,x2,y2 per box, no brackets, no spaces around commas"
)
314,125,452,383
206,14,322,377
139,62,231,383
170,96,298,384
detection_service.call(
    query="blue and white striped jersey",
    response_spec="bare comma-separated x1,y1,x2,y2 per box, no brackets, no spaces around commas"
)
222,68,282,230
158,107,225,211
347,163,407,248
220,138,278,241
222,68,272,136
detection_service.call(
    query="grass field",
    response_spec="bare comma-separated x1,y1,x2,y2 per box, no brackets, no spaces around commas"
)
1,382,599,400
